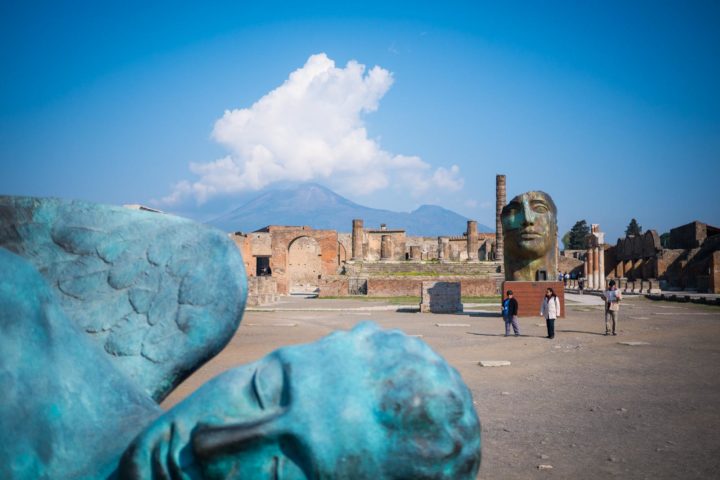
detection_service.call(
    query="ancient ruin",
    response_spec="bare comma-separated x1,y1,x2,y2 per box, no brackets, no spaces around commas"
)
562,221,720,294
233,219,503,301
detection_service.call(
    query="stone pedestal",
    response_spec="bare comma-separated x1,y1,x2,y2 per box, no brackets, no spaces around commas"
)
246,277,279,306
502,281,565,318
420,281,463,313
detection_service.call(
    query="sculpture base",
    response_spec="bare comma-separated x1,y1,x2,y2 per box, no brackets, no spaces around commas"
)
501,281,565,318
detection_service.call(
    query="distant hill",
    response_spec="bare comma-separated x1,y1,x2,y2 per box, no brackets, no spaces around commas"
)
206,183,492,236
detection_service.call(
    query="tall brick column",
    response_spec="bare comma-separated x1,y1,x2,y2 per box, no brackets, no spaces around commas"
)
467,220,479,261
495,175,506,263
351,219,363,261
583,251,589,282
598,246,605,290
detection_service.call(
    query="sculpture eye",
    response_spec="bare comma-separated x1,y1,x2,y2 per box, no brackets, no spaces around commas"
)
252,356,286,410
532,202,548,214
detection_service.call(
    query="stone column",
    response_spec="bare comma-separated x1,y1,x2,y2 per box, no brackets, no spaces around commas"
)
467,220,479,261
380,235,392,260
586,248,594,289
351,219,363,261
594,247,601,290
495,175,506,263
438,237,450,262
598,246,605,290
583,251,589,282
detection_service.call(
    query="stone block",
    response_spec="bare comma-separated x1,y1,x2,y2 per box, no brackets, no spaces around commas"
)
420,281,463,313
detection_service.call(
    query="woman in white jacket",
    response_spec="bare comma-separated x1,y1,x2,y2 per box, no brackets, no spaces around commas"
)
540,288,561,339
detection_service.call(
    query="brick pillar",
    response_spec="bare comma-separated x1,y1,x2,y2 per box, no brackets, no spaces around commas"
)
495,175,506,263
467,220,479,261
583,251,589,282
617,258,625,278
624,259,633,280
635,258,644,280
586,248,594,289
598,246,605,290
351,219,363,260
380,235,392,260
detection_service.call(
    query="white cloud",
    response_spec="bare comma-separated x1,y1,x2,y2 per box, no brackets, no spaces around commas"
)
162,53,463,205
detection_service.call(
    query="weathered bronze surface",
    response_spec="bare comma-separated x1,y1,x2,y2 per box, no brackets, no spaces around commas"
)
501,191,558,281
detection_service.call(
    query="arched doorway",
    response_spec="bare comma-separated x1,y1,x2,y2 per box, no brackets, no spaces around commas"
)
288,236,322,293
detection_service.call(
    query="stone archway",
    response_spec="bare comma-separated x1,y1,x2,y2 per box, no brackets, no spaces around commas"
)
337,241,347,265
287,236,322,293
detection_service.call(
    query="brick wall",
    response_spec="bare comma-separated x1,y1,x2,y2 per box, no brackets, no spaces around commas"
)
712,251,720,294
367,277,498,297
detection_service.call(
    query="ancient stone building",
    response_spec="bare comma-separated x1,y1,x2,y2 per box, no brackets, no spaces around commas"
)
231,225,341,295
575,221,720,293
230,174,510,300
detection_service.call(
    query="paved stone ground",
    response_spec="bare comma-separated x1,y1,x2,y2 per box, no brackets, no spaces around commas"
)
162,296,720,479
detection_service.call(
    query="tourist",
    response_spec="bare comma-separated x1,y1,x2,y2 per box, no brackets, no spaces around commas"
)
540,288,561,339
563,271,569,286
501,290,520,337
578,277,585,295
602,279,622,336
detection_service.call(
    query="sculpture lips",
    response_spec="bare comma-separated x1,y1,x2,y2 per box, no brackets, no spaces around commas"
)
520,231,541,239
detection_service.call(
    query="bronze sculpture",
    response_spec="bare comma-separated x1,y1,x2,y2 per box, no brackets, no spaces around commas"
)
500,191,557,281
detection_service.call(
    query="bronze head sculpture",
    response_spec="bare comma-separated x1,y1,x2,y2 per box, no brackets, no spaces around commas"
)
500,191,557,281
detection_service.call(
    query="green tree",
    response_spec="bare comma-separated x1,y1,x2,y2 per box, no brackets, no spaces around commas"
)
566,220,590,249
660,232,670,248
625,218,642,236
561,231,571,250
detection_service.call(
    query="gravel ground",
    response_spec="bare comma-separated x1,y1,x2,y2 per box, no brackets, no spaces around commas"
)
162,296,720,479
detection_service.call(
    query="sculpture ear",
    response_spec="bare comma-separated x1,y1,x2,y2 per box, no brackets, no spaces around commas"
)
252,357,288,410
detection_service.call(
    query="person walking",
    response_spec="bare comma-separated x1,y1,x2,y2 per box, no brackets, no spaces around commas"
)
540,288,561,339
501,290,520,337
578,277,585,295
602,279,622,335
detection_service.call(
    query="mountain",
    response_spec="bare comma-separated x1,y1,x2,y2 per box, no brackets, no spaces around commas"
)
206,183,492,236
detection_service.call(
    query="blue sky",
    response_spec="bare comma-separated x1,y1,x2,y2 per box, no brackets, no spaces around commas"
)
1,1,719,243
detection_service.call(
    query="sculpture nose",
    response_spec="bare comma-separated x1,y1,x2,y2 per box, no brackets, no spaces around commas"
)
521,199,535,226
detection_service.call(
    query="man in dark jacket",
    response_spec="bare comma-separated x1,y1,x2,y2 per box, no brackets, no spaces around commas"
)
501,290,520,336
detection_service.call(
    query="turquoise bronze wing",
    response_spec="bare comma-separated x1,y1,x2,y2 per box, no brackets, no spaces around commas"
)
0,196,247,402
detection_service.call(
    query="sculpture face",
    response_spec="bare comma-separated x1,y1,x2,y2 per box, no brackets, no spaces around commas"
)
501,191,557,281
119,323,482,479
